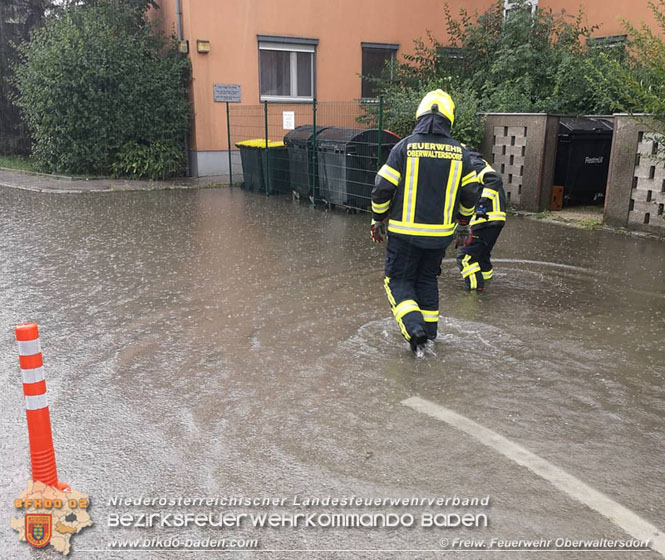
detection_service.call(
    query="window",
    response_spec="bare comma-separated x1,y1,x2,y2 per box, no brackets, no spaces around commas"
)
586,35,627,49
435,46,464,74
258,35,317,101
361,42,398,99
504,0,538,18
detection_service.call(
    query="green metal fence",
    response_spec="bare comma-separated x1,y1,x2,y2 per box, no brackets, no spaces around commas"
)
228,99,398,212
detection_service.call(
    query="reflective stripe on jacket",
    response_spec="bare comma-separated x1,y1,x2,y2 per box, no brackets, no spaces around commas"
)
371,122,480,249
468,153,507,229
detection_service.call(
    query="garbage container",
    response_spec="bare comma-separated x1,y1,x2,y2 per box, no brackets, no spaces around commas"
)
554,117,614,204
283,125,329,198
316,127,401,209
235,139,290,194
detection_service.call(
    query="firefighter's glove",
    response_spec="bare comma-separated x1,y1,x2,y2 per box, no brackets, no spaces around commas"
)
455,221,471,248
475,198,490,221
370,219,387,243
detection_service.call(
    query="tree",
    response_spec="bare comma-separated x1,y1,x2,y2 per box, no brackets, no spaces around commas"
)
0,0,48,154
587,0,665,131
12,0,190,178
371,0,611,143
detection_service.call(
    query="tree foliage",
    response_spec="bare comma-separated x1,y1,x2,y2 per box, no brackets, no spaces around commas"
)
587,0,665,132
377,79,484,148
372,0,615,145
0,0,48,154
12,0,190,178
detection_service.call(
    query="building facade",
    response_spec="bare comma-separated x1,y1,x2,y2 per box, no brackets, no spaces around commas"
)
157,0,656,176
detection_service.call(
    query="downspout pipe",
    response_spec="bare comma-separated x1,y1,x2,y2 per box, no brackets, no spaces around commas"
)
175,0,191,176
175,0,183,40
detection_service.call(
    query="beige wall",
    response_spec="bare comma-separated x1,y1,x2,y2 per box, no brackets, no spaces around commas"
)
543,0,654,37
158,0,476,153
156,0,660,173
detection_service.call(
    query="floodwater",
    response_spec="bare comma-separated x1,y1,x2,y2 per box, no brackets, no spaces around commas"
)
0,186,663,560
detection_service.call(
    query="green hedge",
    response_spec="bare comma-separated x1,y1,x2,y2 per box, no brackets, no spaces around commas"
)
12,0,190,179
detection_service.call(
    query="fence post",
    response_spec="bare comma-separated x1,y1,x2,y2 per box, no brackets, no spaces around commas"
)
311,98,318,205
226,102,233,187
264,100,270,195
377,96,384,171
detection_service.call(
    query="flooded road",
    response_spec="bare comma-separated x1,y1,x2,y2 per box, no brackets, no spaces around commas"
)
1,186,664,559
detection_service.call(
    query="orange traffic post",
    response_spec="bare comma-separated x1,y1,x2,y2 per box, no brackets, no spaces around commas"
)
15,323,70,492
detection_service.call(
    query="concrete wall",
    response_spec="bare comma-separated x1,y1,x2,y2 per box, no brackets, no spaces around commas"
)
605,115,665,233
480,114,559,212
190,150,243,183
479,112,665,233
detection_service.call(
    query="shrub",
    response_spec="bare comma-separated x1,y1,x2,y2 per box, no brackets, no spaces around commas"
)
587,0,665,126
111,141,185,180
380,80,485,148
12,0,190,177
371,0,612,129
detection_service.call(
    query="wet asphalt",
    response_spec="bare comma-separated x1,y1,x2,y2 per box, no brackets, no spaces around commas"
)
0,186,663,559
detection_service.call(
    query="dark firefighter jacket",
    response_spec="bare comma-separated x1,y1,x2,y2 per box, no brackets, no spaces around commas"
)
371,114,480,249
466,150,507,229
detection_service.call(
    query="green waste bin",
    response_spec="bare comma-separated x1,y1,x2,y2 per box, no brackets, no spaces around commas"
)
235,139,290,194
315,128,401,209
283,125,330,198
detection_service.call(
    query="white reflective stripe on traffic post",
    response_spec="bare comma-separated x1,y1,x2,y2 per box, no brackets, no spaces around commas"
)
25,394,48,411
22,367,45,385
17,339,41,356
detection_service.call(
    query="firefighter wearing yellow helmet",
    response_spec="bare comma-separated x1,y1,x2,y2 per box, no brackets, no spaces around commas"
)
415,89,456,123
456,148,507,291
370,89,480,354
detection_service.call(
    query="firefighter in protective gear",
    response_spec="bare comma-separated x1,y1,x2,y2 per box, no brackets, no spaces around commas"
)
371,89,480,352
456,149,506,290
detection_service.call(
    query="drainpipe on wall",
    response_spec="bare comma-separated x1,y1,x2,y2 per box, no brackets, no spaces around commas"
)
176,0,191,177
175,0,183,41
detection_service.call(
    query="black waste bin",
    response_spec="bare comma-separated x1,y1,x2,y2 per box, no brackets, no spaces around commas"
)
235,140,290,194
283,125,329,198
554,117,614,204
316,127,401,209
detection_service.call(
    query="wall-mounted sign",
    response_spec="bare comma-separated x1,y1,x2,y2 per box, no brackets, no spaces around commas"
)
283,111,295,130
213,84,241,103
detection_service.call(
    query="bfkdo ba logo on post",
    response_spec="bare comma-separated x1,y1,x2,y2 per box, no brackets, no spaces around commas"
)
26,513,52,548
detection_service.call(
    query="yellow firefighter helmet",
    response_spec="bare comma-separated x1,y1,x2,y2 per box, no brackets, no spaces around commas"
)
415,89,455,125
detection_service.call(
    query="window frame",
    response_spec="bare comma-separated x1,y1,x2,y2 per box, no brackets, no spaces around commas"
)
361,42,399,100
586,34,628,49
504,0,538,18
258,35,318,103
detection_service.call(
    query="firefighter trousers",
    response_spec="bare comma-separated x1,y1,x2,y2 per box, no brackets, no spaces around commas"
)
456,225,503,289
383,235,451,341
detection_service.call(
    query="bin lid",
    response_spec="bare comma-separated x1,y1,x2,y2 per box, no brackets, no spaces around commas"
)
235,139,285,148
558,117,614,135
284,125,329,144
316,127,401,146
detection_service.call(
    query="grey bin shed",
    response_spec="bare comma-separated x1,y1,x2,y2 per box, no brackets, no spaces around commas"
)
283,125,330,197
554,117,614,204
315,127,401,209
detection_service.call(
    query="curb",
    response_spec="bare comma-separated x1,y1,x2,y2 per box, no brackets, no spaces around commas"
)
0,166,86,181
511,210,665,241
0,181,228,194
